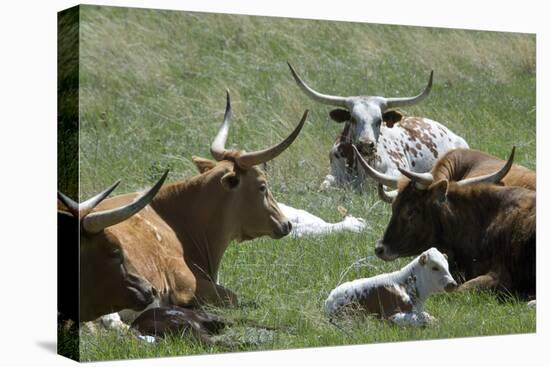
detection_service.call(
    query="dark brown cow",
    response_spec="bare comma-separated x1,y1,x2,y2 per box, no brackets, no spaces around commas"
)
355,146,536,298
373,147,535,203
431,148,535,190
131,306,229,344
58,92,308,322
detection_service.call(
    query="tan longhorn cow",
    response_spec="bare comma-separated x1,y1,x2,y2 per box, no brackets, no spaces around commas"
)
58,92,308,321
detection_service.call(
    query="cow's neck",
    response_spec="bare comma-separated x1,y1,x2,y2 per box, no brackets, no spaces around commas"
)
151,176,238,282
435,185,503,260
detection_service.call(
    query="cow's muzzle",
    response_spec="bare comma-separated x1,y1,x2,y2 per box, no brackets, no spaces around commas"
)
374,240,399,261
444,281,458,293
272,220,292,239
356,140,376,156
126,273,155,309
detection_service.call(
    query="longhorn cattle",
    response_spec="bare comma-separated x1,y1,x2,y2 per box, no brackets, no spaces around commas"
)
287,63,469,190
58,173,168,322
431,148,535,190
325,248,457,327
58,91,308,322
355,147,536,298
369,147,535,203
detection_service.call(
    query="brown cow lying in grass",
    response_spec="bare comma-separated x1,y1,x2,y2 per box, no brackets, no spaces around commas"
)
58,92,307,324
355,146,536,302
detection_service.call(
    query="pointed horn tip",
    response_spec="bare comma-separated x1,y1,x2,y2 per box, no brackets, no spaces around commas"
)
287,62,300,79
158,169,170,184
225,91,231,106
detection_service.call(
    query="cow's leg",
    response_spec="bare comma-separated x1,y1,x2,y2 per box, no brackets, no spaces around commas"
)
320,144,348,190
97,312,130,331
193,277,238,307
389,311,436,327
457,272,500,292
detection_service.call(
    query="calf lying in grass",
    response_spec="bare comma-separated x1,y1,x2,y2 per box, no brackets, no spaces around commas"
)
325,248,457,327
278,203,367,238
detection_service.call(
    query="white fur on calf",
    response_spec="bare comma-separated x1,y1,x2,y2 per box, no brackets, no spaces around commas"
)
325,247,456,326
278,203,367,238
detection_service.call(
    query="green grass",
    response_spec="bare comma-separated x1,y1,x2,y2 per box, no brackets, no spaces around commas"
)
68,4,536,362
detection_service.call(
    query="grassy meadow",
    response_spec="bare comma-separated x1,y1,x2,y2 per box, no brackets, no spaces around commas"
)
68,5,535,361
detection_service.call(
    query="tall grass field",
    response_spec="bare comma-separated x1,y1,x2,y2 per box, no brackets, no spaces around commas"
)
61,5,536,361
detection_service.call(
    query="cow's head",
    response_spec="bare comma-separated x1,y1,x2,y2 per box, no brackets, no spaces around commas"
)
288,63,432,156
57,171,168,321
191,91,307,241
352,145,515,260
415,248,457,295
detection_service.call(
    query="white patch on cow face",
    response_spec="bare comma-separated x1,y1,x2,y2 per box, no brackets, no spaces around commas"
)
416,247,456,296
347,98,385,149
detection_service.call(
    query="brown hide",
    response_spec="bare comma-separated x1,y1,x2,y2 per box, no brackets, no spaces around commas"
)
380,181,535,297
87,157,290,314
346,285,413,318
432,148,536,190
131,306,229,343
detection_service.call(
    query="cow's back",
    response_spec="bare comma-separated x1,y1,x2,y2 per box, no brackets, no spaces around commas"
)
434,148,536,190
489,187,536,296
380,117,468,175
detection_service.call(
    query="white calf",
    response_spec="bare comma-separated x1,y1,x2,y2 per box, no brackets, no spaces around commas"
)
325,247,457,327
278,203,367,238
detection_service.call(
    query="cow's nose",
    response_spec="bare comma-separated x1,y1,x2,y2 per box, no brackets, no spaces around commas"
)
374,244,385,257
357,140,376,154
280,220,292,235
286,220,293,233
444,281,458,292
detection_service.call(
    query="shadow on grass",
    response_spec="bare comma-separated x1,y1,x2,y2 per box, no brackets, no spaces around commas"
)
35,340,57,354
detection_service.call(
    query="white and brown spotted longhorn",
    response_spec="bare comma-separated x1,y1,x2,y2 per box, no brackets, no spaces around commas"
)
287,63,469,191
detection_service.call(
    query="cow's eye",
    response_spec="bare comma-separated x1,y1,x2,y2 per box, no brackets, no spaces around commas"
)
110,248,122,260
259,184,267,193
432,266,439,272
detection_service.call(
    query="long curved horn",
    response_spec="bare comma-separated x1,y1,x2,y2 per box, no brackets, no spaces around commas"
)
82,170,169,234
384,71,433,109
210,90,232,161
398,167,434,189
58,180,120,218
457,147,515,186
287,62,348,107
57,191,79,217
352,145,399,188
377,184,397,203
236,110,308,169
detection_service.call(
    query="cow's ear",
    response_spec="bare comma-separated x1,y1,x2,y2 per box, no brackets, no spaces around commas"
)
192,156,217,173
221,171,240,191
329,109,351,123
383,110,403,128
431,179,449,203
419,254,427,266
